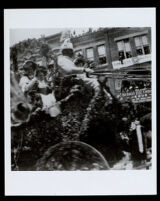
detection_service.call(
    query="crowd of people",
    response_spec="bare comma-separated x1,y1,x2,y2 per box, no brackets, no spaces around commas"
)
18,60,58,117
12,38,102,118
121,80,151,93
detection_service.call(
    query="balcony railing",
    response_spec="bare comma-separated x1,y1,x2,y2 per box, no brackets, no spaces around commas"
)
112,54,151,69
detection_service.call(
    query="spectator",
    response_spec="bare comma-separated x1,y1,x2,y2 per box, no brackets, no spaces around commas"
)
119,52,125,64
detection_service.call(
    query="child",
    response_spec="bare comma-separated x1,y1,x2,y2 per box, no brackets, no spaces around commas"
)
36,66,61,117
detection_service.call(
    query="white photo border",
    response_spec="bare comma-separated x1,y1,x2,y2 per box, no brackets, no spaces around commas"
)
4,8,157,195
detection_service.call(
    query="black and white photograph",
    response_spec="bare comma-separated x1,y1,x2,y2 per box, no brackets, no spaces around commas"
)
4,8,156,195
10,27,152,171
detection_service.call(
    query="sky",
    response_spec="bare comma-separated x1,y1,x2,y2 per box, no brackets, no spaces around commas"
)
10,28,92,46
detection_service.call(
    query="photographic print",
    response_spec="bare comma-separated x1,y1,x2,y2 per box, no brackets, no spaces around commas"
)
10,27,152,171
4,8,156,195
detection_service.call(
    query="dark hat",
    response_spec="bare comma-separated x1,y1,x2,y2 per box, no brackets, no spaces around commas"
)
23,60,37,71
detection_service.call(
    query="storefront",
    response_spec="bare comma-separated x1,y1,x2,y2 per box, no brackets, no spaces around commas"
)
115,78,151,104
97,66,151,106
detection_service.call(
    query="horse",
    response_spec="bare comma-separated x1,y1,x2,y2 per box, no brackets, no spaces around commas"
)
10,71,31,127
10,71,33,170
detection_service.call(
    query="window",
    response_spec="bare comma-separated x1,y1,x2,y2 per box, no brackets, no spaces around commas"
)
97,45,107,65
134,35,150,55
86,48,94,62
117,39,132,61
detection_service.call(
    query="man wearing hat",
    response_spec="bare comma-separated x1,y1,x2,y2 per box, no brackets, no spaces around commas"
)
57,39,100,95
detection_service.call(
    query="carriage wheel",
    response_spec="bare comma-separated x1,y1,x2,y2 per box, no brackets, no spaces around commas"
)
35,141,110,170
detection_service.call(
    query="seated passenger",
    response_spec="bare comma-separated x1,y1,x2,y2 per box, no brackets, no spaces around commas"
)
35,66,60,117
19,60,38,96
19,60,42,113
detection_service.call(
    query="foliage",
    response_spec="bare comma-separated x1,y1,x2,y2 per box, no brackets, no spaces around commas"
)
11,76,151,170
39,43,50,58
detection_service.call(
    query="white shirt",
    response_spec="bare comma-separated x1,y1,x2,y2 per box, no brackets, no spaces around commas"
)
57,55,84,76
19,76,32,93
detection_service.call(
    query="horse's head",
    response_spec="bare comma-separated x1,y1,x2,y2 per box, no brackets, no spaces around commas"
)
10,72,31,127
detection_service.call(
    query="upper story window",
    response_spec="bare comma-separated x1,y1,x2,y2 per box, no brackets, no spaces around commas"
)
86,47,94,62
97,45,107,65
134,35,150,55
117,39,132,62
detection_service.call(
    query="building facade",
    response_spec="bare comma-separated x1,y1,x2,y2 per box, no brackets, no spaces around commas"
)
11,27,152,103
44,28,151,98
45,27,151,71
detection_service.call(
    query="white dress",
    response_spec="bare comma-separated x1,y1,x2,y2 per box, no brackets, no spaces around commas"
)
38,80,61,117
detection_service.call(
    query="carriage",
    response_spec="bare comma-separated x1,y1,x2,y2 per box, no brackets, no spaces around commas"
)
11,65,152,171
91,66,152,169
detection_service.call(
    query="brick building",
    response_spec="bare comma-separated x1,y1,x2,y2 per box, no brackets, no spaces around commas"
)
45,27,151,71
44,27,151,98
11,27,151,101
